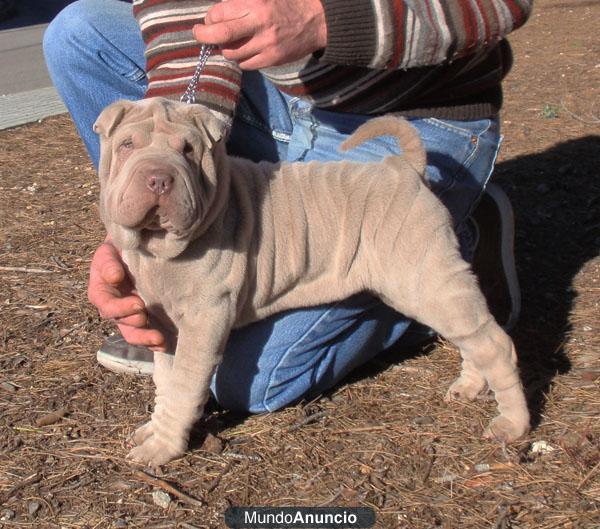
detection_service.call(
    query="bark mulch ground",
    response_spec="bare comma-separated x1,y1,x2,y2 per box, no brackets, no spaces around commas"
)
0,0,598,527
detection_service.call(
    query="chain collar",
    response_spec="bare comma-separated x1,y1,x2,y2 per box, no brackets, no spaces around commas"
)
180,44,214,105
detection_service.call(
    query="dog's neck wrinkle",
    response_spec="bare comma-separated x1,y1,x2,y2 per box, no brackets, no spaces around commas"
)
189,142,232,242
222,158,262,320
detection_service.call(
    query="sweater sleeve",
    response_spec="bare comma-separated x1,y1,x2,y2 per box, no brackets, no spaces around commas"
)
319,0,533,69
132,0,241,127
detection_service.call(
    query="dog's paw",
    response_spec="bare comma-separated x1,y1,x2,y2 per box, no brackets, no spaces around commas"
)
127,435,184,467
445,376,487,402
129,421,154,447
483,415,529,443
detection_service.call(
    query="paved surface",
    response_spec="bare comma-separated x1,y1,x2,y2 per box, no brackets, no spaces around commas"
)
0,1,75,129
1,23,56,94
0,87,68,129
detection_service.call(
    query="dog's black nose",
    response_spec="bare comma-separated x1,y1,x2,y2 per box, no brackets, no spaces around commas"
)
146,173,174,195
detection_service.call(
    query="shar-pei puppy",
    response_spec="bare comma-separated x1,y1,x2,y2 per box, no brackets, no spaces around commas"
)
93,97,530,466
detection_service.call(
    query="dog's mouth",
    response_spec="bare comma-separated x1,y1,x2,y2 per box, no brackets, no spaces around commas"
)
138,206,176,234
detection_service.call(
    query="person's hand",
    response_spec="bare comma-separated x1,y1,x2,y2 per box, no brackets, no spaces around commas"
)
192,0,327,70
88,238,166,351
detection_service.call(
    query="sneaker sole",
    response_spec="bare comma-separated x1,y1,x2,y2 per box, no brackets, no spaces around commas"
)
97,350,154,376
485,183,522,332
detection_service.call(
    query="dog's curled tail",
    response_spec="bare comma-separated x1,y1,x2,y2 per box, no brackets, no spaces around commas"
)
340,116,427,178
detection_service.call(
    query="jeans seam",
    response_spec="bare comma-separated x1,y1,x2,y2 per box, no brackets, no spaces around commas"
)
235,110,292,144
262,301,343,412
423,117,491,138
129,69,147,83
448,120,500,227
463,133,503,223
436,118,495,217
462,118,493,170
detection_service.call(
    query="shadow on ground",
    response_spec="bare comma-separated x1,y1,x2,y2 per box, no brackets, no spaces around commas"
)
499,134,600,426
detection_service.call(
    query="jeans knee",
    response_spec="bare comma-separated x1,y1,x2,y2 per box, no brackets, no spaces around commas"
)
211,379,271,415
211,364,305,414
43,0,99,71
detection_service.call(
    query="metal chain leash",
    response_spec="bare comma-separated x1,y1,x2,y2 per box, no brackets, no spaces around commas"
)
180,44,214,104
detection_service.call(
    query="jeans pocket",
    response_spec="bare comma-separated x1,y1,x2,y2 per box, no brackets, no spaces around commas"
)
423,117,493,139
288,104,404,163
234,93,274,135
410,117,500,226
98,50,146,82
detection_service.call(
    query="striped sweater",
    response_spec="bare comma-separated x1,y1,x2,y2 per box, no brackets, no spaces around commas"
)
133,0,533,126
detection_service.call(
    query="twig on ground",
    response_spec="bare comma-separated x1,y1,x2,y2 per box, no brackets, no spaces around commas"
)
51,255,71,270
222,452,261,462
35,407,69,427
317,488,343,506
285,410,329,432
560,98,600,125
54,321,88,345
577,460,600,490
133,470,205,508
0,472,42,504
53,475,95,493
0,380,18,393
421,454,435,484
0,265,58,274
492,506,511,529
205,461,234,495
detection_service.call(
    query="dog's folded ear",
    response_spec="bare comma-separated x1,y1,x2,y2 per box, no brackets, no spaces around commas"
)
186,105,227,147
93,100,135,138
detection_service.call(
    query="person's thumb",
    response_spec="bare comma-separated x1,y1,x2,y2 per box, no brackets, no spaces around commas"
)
97,242,125,285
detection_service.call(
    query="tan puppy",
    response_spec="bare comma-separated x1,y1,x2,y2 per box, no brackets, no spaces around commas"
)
93,97,530,466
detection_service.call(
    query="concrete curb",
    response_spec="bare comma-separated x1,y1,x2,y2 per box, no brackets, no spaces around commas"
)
0,86,66,130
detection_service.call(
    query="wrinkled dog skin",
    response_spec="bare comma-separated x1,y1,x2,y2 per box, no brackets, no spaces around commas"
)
93,98,530,466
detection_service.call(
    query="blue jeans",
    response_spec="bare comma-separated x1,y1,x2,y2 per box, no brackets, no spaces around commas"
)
44,0,501,413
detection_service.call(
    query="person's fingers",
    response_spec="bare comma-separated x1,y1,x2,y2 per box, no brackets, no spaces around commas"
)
94,291,145,320
237,51,276,70
88,240,147,319
114,312,148,328
91,241,125,285
118,324,166,351
100,261,125,286
237,55,265,70
221,37,262,64
87,259,145,318
204,0,251,25
192,16,257,47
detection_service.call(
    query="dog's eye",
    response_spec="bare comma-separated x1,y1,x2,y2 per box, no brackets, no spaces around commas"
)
183,142,194,156
119,139,134,150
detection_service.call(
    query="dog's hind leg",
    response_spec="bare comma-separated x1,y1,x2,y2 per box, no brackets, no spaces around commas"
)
445,357,488,401
378,222,530,442
445,317,529,442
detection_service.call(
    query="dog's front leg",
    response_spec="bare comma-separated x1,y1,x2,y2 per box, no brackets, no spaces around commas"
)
127,308,231,466
128,351,174,449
